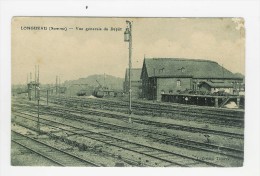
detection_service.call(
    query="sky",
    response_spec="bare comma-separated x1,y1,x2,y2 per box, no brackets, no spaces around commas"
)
12,17,245,85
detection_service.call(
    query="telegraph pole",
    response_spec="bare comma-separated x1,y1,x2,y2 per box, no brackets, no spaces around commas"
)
59,76,61,97
37,65,40,133
153,68,156,103
37,65,39,83
124,20,133,122
35,65,37,100
56,76,58,95
47,89,49,106
58,76,60,97
28,72,32,101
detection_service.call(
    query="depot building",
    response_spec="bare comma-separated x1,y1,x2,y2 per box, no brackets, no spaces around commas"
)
140,58,243,101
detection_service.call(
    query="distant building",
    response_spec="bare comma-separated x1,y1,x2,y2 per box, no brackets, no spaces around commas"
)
123,68,142,99
140,58,243,101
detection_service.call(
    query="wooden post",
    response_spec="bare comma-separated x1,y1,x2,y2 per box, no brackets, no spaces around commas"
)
237,97,240,108
36,65,40,133
215,97,219,107
37,96,40,132
56,76,58,95
28,83,32,101
47,90,49,106
153,68,155,103
35,65,37,100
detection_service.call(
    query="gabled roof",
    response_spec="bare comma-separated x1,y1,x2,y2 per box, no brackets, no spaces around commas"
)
125,68,142,82
142,58,242,79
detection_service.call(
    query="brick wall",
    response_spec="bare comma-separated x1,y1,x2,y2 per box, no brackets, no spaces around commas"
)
156,78,191,101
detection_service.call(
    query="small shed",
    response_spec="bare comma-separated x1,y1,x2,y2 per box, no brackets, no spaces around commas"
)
199,81,233,94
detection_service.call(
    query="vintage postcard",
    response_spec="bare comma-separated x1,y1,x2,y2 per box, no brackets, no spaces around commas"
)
11,17,245,167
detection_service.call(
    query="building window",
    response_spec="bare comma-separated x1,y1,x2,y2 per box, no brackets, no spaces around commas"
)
159,68,165,73
178,67,185,73
177,80,181,87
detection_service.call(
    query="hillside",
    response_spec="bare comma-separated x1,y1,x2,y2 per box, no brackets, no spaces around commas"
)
63,74,124,91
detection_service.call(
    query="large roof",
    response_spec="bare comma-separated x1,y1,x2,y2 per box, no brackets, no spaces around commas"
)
125,68,142,81
142,58,242,79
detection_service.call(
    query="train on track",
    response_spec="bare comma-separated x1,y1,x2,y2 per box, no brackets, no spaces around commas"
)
92,80,119,98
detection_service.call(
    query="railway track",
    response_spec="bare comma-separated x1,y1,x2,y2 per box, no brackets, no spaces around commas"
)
13,96,244,128
51,95,244,117
12,107,244,160
12,102,244,139
12,130,99,167
12,110,227,167
48,96,244,127
52,109,244,157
